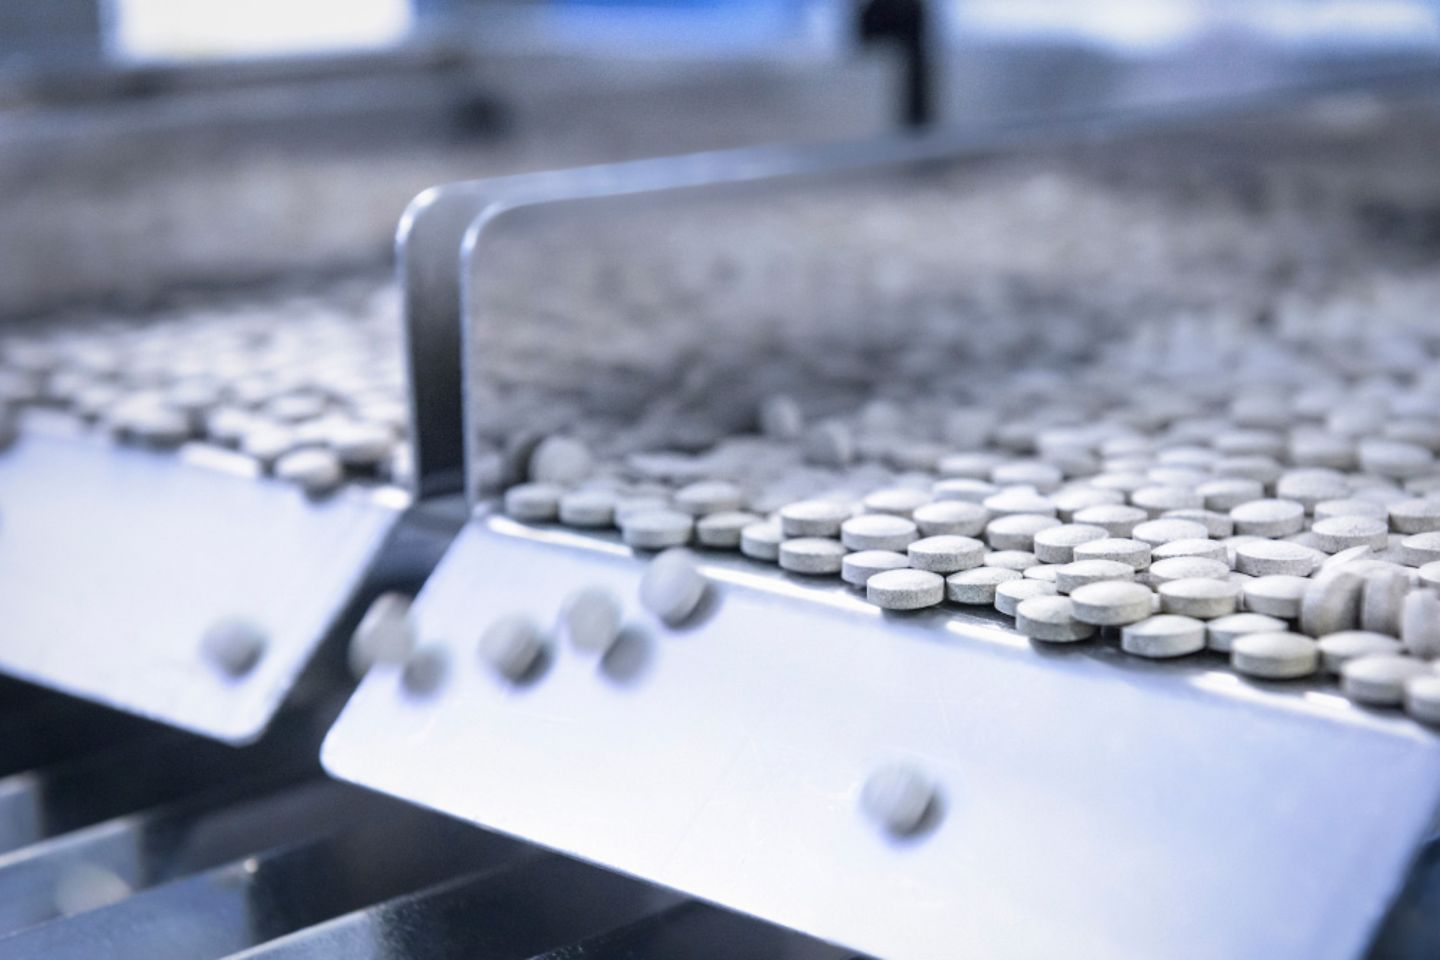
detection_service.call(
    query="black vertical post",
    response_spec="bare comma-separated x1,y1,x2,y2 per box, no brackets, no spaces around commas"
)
858,0,934,129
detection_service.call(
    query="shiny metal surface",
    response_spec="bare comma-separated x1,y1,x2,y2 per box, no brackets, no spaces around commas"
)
0,422,402,743
326,513,1440,960
0,800,523,960
228,854,683,959
0,779,365,934
0,682,849,960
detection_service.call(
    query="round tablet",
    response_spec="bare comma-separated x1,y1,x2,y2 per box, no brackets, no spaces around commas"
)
1206,612,1288,653
983,550,1039,571
842,550,910,587
1298,569,1364,637
739,520,784,561
1241,575,1307,619
1359,439,1434,480
348,593,416,677
115,400,191,447
759,394,803,439
1151,538,1226,565
1090,471,1148,495
529,436,593,485
1312,516,1389,553
1314,499,1386,523
994,578,1057,616
863,487,933,517
1233,540,1319,577
1401,532,1440,567
947,566,1022,605
400,645,448,696
1131,485,1203,517
620,509,694,550
985,514,1062,551
201,618,267,676
1149,556,1231,584
1389,499,1440,534
908,535,985,574
912,500,989,537
841,514,919,552
696,511,761,548
1403,674,1440,725
1051,487,1124,521
1230,499,1306,537
1276,472,1349,510
479,614,546,683
1159,577,1239,619
779,537,847,575
1360,569,1409,636
992,460,1064,492
1197,478,1265,512
803,421,854,467
266,392,326,424
939,448,1002,478
1121,615,1206,658
1032,524,1109,564
1419,560,1440,590
1023,564,1061,583
274,447,345,495
1072,537,1151,570
780,499,853,537
867,569,945,610
859,763,937,837
1319,545,1373,574
1132,518,1210,547
983,489,1058,518
1055,559,1134,595
1015,596,1095,643
640,549,708,625
1217,455,1283,485
673,480,744,517
615,496,671,524
504,482,563,522
1160,510,1234,539
561,587,622,655
1070,580,1154,626
1073,504,1148,537
330,421,394,466
1341,654,1432,705
558,489,617,528
1317,631,1402,673
932,477,999,502
1231,631,1319,679
1402,590,1440,658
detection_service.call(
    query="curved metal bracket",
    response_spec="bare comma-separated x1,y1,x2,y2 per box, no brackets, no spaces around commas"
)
398,67,1440,504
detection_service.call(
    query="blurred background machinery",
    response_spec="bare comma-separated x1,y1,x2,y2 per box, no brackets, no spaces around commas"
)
3,0,1438,317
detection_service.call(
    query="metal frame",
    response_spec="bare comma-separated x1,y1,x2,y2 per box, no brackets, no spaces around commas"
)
333,72,1440,960
0,417,406,744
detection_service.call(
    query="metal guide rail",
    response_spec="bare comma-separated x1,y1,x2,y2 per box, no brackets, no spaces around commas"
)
326,89,1440,959
0,680,852,959
0,283,421,743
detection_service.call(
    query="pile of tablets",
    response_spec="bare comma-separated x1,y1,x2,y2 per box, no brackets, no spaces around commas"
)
0,279,407,493
496,263,1440,725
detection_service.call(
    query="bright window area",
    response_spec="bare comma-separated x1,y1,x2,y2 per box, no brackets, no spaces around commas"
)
109,0,415,62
